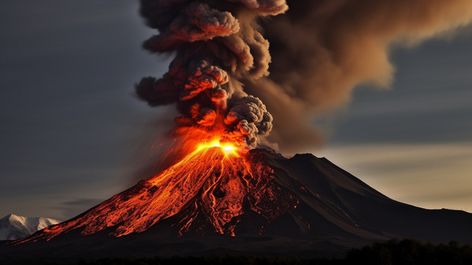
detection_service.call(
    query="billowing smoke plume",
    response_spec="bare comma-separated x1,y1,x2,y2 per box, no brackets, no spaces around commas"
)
136,0,287,148
137,0,472,153
245,0,472,152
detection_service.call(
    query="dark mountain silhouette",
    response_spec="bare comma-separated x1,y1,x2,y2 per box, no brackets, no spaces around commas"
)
1,149,471,263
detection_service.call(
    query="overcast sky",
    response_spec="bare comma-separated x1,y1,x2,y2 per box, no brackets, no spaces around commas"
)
1,0,471,220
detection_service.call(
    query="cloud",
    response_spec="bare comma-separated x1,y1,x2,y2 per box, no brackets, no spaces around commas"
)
247,0,472,152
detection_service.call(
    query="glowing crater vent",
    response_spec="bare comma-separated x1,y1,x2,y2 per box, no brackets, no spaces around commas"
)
194,138,239,157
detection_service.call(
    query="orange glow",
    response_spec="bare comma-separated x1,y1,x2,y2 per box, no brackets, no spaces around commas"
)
19,133,298,243
194,138,239,157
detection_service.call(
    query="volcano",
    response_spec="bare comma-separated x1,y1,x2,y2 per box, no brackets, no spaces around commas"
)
2,147,472,261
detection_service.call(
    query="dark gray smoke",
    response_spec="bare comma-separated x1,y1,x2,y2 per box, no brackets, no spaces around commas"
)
136,0,287,147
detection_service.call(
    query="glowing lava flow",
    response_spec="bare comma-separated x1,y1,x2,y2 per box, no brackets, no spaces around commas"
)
21,137,297,243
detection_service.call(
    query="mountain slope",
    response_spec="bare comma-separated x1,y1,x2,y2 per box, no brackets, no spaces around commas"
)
268,152,472,244
1,149,472,261
0,214,59,241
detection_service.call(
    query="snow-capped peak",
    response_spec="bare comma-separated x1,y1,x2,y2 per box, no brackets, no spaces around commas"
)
0,213,60,241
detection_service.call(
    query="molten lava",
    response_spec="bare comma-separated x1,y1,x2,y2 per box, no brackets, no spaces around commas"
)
22,136,298,242
194,138,239,158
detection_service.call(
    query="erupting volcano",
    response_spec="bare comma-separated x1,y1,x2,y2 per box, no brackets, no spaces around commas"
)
21,0,293,244
22,135,298,242
8,0,472,260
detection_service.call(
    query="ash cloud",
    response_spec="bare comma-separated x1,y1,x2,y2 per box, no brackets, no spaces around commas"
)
136,0,286,148
247,0,472,153
136,0,472,153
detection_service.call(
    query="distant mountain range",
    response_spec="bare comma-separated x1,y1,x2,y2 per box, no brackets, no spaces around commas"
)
0,214,59,241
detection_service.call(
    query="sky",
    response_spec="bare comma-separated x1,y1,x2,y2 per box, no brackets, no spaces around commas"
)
0,0,471,220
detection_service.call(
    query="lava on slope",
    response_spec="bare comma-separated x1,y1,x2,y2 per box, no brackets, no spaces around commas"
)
20,138,298,243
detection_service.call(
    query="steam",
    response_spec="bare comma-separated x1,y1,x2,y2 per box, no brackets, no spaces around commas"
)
137,0,472,153
136,0,286,148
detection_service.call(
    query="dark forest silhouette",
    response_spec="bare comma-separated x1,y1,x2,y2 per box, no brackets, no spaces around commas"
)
14,240,469,265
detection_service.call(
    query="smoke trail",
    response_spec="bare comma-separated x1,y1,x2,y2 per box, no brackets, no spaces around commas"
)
136,0,287,148
246,0,472,152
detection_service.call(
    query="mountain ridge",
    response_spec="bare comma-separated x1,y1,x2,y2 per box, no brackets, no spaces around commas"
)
0,214,59,241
